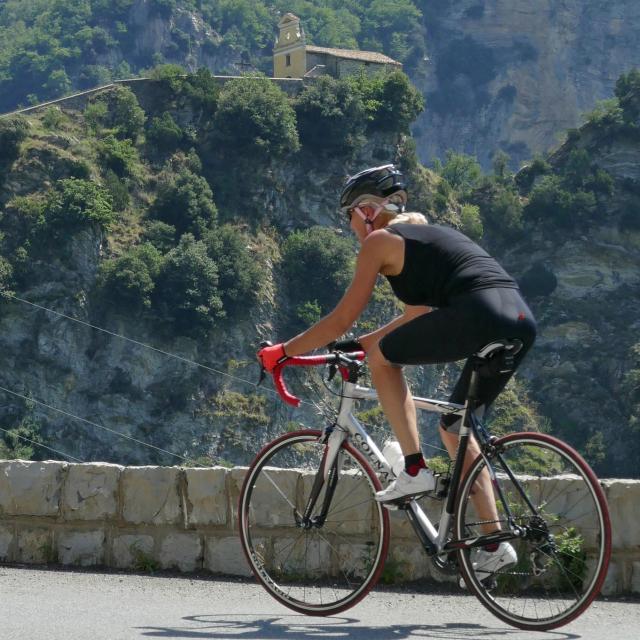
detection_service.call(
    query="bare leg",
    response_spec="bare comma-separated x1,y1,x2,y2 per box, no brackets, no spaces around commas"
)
440,426,501,535
367,343,420,456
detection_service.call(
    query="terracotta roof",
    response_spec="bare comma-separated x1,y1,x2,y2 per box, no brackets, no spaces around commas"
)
305,45,401,66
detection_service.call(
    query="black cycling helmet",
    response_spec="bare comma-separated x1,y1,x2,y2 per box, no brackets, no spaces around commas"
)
340,164,406,212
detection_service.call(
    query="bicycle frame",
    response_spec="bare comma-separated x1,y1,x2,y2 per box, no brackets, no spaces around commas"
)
317,379,518,557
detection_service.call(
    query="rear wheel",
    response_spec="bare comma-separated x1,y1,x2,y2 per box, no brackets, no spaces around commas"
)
239,430,390,615
456,432,611,631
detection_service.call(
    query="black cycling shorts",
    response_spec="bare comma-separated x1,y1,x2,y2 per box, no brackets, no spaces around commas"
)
378,287,537,433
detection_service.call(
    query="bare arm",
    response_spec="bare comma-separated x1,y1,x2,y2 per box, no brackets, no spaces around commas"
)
358,304,431,353
284,231,392,356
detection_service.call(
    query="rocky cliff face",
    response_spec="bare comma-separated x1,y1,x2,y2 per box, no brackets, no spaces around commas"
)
414,0,640,168
495,122,640,477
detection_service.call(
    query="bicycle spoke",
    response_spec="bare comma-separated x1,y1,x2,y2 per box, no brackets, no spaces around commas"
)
456,433,610,631
239,431,389,615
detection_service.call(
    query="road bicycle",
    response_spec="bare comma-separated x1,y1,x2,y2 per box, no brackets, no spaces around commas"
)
238,340,611,631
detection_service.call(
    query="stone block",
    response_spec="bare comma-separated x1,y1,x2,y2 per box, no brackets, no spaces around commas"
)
601,560,620,597
0,460,66,516
0,524,14,561
247,467,299,528
385,542,433,582
205,536,251,576
63,462,122,521
58,530,105,566
228,467,249,529
631,561,640,594
602,480,640,549
184,467,228,526
121,466,181,525
16,527,54,564
112,534,155,570
159,533,202,572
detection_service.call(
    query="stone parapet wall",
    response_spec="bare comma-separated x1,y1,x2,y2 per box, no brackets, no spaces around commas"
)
0,460,638,595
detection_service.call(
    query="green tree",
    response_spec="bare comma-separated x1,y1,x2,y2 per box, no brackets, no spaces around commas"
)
354,70,424,134
294,75,367,153
141,220,177,253
149,168,217,237
99,243,163,310
97,135,140,178
0,117,28,173
615,68,640,125
281,227,354,329
212,76,299,160
86,86,146,139
434,150,482,197
460,203,483,240
154,233,223,337
146,112,184,153
42,177,115,235
205,224,263,317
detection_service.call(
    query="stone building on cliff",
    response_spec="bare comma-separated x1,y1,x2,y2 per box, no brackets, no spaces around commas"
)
273,13,401,79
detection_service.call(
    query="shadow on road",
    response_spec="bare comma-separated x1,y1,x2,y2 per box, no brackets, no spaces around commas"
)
136,614,582,639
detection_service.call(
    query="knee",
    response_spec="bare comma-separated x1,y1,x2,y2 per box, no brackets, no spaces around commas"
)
367,340,400,372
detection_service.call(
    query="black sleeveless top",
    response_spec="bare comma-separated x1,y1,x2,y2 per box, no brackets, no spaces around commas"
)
384,224,518,307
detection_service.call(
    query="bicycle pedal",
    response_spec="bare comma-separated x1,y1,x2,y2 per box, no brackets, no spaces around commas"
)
382,492,428,509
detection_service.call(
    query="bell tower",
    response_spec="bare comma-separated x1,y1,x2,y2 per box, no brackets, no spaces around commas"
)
273,13,307,78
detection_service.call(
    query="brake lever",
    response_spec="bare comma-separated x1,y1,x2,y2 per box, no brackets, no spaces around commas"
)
257,340,272,386
327,363,338,382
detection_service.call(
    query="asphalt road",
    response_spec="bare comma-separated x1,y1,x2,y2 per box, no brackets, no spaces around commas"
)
1,565,639,640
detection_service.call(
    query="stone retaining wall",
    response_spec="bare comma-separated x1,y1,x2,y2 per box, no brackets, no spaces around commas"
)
0,460,638,595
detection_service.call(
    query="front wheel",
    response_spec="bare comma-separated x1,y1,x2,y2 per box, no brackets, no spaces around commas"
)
455,432,611,631
238,430,390,615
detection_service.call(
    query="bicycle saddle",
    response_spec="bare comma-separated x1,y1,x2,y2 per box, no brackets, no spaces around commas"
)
474,339,523,376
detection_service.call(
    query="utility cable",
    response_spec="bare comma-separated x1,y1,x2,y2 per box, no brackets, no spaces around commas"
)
2,292,316,408
0,383,188,462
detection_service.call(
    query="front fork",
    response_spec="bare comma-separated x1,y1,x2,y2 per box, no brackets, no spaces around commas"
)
298,426,347,528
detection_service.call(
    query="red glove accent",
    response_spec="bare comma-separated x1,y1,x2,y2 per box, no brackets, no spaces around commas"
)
257,343,288,373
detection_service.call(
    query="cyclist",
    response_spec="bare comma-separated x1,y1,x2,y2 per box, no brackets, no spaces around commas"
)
258,164,537,574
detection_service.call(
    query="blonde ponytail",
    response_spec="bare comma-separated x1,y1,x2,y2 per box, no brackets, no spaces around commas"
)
387,211,429,226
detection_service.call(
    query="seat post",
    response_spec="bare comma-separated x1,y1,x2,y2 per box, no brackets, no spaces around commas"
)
445,360,482,516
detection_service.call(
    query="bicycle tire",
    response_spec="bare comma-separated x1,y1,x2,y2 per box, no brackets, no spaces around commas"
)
238,429,390,615
455,432,611,631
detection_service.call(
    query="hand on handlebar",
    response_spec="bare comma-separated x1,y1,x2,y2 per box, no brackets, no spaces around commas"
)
257,342,288,373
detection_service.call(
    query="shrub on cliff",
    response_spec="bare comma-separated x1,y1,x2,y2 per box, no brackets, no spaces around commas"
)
41,178,115,235
0,117,28,173
281,227,354,329
351,70,424,134
97,135,141,178
615,68,640,126
294,75,368,154
211,76,299,161
153,233,223,337
85,85,146,140
98,243,163,310
204,224,263,317
149,168,217,237
146,112,184,154
294,71,423,154
433,150,482,198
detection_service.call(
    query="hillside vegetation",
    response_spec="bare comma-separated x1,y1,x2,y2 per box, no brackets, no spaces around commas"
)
0,0,426,113
1,37,639,476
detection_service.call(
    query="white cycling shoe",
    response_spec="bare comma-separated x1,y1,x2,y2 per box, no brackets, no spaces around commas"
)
375,469,436,503
473,541,518,575
459,542,517,588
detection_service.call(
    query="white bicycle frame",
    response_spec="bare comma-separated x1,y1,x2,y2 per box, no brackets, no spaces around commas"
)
321,379,467,555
